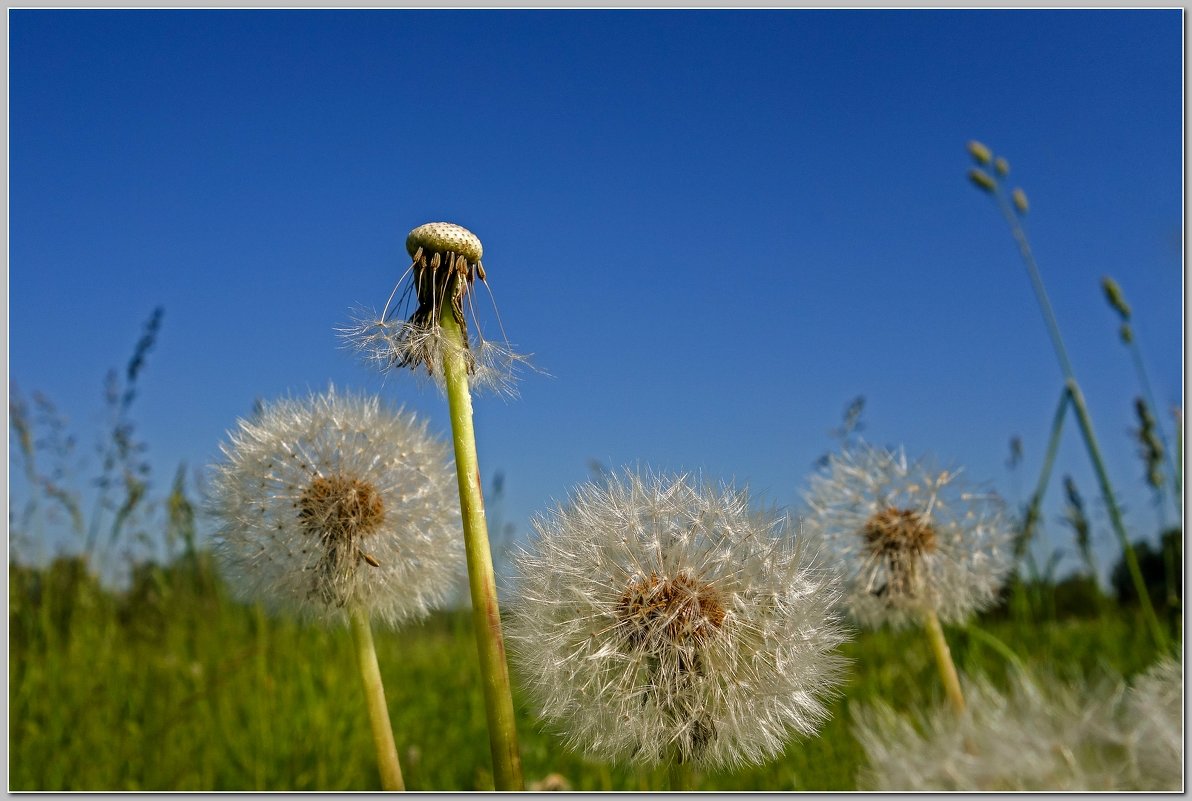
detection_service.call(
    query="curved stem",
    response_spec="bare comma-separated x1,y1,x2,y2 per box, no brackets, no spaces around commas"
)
349,606,404,791
923,608,965,715
439,307,525,791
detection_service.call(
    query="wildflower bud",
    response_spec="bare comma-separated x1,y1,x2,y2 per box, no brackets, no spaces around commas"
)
967,140,993,165
1012,187,1029,215
1120,323,1133,344
1101,276,1132,320
994,156,1010,176
968,168,997,193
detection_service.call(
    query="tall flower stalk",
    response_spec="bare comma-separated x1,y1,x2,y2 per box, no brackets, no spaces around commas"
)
967,141,1168,651
343,222,525,789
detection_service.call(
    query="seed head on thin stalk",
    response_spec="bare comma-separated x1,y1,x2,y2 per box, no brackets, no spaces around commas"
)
507,470,850,772
209,386,463,627
341,221,532,397
803,444,1013,630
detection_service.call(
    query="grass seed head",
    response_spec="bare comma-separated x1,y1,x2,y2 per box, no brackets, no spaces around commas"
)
209,386,463,626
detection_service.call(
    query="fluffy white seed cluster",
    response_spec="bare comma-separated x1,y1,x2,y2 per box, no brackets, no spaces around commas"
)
507,470,850,771
802,444,1013,629
854,661,1183,791
1124,657,1183,789
210,386,463,627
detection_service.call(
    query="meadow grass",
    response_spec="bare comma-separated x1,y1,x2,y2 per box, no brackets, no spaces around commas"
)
9,555,1175,791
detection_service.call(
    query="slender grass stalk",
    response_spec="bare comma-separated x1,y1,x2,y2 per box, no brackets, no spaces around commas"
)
349,606,405,791
923,608,965,714
1018,387,1070,563
975,156,1168,652
438,306,525,791
963,623,1028,675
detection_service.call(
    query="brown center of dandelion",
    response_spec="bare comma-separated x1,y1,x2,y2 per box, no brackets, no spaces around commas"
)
615,571,726,647
298,474,385,556
861,506,937,602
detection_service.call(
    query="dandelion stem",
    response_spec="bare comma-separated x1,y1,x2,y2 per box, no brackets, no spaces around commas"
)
349,605,404,791
439,305,525,791
923,608,965,714
988,183,1168,653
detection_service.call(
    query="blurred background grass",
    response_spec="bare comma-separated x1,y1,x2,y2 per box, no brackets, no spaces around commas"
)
8,548,1178,791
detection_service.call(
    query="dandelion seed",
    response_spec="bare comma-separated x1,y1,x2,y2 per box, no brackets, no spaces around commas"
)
209,386,462,627
507,470,849,771
803,444,1013,630
341,221,531,396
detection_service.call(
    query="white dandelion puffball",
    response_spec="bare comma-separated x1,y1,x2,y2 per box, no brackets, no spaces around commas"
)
210,387,463,627
507,470,850,771
1124,656,1183,790
340,221,530,397
803,444,1013,629
855,666,1179,791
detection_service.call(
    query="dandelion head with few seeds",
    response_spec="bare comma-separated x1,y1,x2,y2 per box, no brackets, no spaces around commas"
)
507,470,850,771
341,221,530,396
803,444,1013,629
209,386,463,627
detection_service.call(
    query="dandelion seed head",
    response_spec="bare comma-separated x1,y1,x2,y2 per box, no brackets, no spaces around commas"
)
507,469,850,770
1125,657,1182,790
209,386,462,626
340,221,532,396
803,443,1013,628
855,666,1180,791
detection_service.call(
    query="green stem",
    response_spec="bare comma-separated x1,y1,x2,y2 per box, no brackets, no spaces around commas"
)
1018,388,1070,562
1065,379,1169,650
923,608,965,714
964,623,1028,676
991,190,1168,653
349,606,404,791
439,307,525,791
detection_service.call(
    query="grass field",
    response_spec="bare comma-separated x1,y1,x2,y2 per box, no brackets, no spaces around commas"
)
8,553,1177,791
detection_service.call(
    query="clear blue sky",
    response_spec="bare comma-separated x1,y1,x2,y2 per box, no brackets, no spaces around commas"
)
9,9,1183,584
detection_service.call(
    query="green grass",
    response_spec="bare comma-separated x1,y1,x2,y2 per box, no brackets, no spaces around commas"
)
9,555,1176,791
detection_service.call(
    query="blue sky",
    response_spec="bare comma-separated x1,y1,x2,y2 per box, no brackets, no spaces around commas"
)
9,9,1183,584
